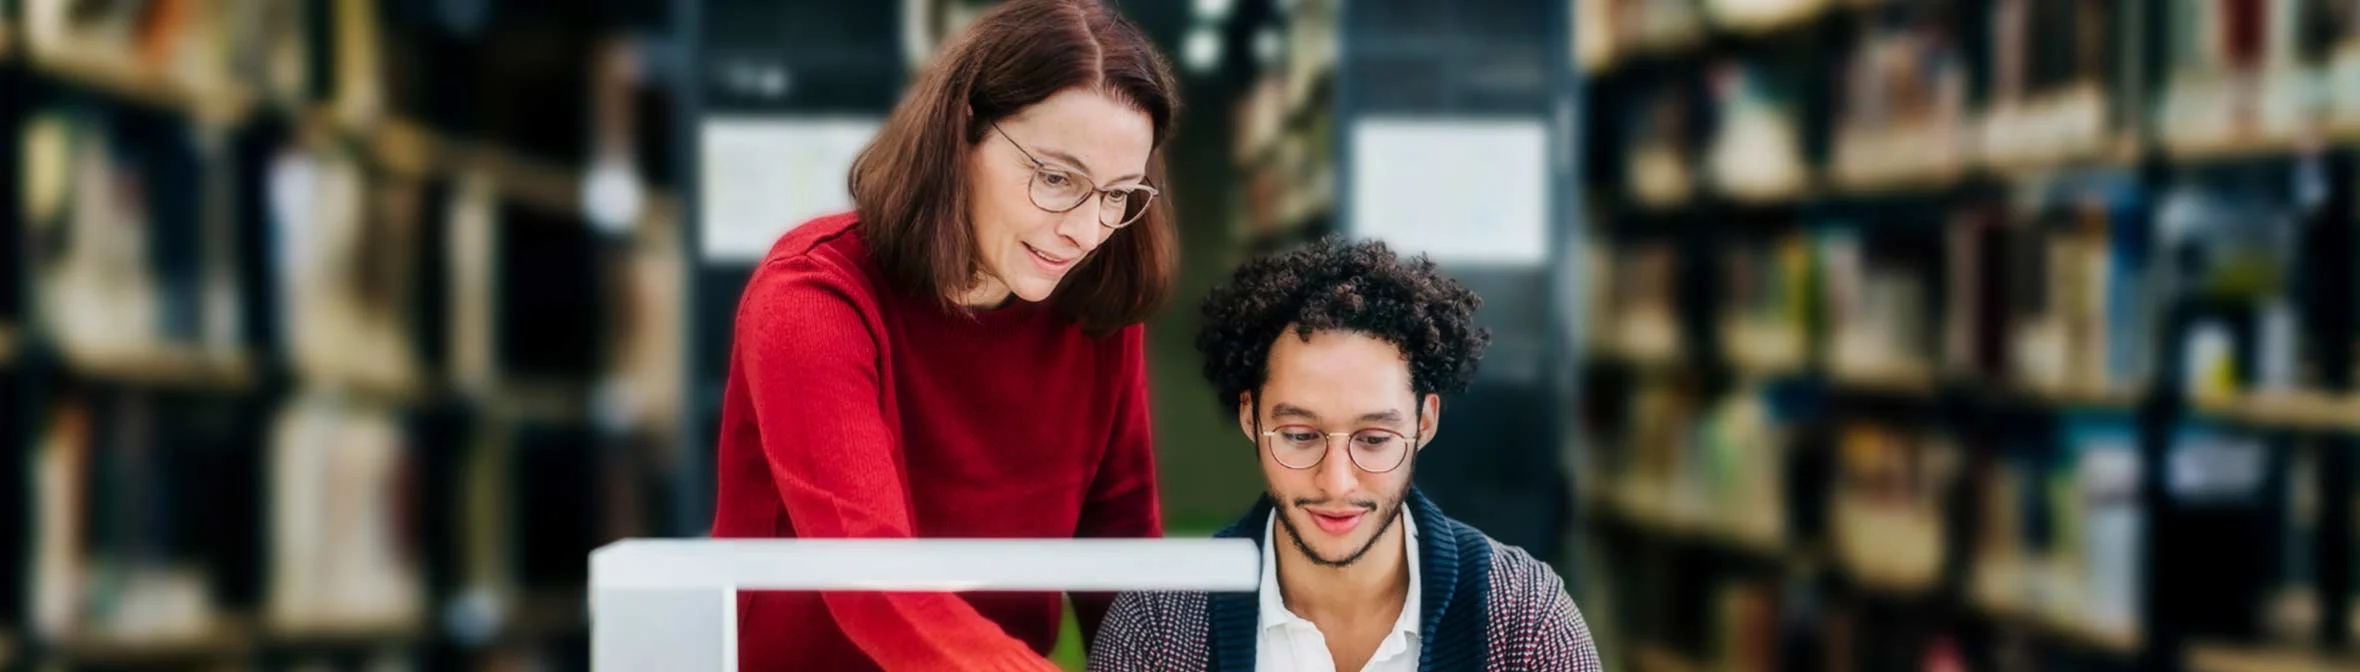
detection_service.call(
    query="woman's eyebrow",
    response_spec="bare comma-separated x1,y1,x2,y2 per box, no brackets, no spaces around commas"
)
1036,147,1145,184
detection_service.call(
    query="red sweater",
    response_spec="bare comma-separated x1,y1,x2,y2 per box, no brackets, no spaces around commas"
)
710,213,1163,671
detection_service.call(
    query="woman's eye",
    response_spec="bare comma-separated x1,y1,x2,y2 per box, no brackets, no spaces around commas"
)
1038,171,1073,187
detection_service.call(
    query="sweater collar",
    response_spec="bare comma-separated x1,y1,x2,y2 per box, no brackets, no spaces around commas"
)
1208,488,1491,672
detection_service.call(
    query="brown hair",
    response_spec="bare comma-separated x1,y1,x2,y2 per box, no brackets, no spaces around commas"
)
849,0,1181,336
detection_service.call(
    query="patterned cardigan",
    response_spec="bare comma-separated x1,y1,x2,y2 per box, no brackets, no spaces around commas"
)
1088,489,1603,671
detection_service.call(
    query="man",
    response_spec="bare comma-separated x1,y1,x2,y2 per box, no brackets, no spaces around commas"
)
1089,238,1600,671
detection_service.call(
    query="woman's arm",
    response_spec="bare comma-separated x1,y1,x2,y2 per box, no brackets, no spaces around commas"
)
739,262,1057,671
1069,326,1165,650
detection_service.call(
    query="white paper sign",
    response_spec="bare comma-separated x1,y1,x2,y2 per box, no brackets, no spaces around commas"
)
1349,118,1551,266
697,116,883,262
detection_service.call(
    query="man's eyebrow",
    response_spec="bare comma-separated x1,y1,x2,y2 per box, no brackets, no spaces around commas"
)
1357,410,1405,424
1038,147,1146,184
1269,403,1319,420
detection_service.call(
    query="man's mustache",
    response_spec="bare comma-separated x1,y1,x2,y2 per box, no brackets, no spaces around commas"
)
1290,497,1377,511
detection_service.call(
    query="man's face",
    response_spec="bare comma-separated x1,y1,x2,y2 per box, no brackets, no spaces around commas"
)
1239,329,1438,568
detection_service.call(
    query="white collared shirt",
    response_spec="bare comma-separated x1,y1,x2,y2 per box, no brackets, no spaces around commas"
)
1255,509,1421,672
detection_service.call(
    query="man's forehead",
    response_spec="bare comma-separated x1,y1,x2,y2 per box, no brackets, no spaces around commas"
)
1267,329,1411,373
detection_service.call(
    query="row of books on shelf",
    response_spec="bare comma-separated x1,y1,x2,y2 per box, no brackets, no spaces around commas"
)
13,0,675,227
1606,0,2360,205
22,385,640,662
1612,576,2128,672
16,101,682,425
1586,380,2360,660
1590,365,2360,657
1588,167,2360,425
1232,2,1340,248
1578,0,1879,72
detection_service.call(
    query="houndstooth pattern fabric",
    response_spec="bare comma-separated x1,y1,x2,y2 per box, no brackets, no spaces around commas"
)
1088,589,1213,671
1482,541,1603,672
1088,537,1601,671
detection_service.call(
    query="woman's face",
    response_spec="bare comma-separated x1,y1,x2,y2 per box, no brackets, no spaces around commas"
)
962,87,1154,307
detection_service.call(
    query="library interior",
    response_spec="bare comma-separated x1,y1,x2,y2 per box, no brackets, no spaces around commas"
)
9,0,2360,671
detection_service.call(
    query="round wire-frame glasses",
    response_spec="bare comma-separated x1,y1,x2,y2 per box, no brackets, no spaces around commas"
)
991,122,1159,229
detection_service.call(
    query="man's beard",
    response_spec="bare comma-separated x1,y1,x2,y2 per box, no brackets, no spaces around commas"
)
1275,490,1409,569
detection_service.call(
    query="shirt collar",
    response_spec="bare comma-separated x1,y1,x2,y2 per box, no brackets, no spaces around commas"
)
1258,508,1422,643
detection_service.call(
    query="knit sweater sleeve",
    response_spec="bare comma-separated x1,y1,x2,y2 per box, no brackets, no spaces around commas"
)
1486,542,1604,672
736,256,1055,672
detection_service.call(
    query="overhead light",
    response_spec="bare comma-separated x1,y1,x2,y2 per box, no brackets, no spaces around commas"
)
1253,26,1282,67
1191,0,1236,22
1183,26,1222,75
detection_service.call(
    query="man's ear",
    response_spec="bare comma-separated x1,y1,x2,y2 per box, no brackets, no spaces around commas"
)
1416,394,1442,450
1237,392,1258,444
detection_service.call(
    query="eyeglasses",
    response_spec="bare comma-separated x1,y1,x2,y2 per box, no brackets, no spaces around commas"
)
1259,425,1417,474
991,122,1159,229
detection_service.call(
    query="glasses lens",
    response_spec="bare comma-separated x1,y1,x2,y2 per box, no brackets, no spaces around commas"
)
1347,429,1410,472
1030,169,1092,211
1101,188,1154,228
1266,426,1327,469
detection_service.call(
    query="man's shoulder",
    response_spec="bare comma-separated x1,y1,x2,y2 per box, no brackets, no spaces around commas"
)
1476,536,1605,671
1097,589,1213,644
1089,590,1215,670
1481,537,1559,593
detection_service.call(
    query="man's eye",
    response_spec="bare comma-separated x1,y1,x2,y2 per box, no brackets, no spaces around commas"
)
1357,434,1399,448
1038,171,1073,187
1282,431,1322,443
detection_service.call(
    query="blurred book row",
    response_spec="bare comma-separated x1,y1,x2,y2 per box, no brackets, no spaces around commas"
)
1231,0,1338,252
3,0,685,670
1580,379,2154,670
1587,0,2360,207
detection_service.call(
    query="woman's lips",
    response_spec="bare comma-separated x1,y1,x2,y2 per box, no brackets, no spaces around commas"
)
1025,243,1075,272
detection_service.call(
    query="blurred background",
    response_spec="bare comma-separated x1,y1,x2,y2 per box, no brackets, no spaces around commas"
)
6,0,2360,671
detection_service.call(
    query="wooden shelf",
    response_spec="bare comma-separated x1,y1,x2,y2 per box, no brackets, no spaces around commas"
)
355,115,679,230
496,592,589,644
1710,0,1834,36
0,323,20,366
1975,591,2144,655
2193,391,2360,432
264,620,427,648
26,44,255,124
1829,359,1940,396
2188,641,2360,672
62,346,258,392
1587,485,1806,566
1632,643,1708,672
477,378,595,425
51,616,255,666
2159,125,2313,164
2025,382,2141,408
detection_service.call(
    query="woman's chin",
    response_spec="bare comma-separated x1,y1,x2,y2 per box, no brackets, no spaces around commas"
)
1007,277,1063,303
1010,287,1056,303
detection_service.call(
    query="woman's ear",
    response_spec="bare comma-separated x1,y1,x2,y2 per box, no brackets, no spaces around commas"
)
1416,394,1442,450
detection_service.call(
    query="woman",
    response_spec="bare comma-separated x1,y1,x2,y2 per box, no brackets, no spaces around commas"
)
708,0,1180,669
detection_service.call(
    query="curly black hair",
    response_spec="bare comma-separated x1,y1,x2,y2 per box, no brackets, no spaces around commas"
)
1195,237,1491,409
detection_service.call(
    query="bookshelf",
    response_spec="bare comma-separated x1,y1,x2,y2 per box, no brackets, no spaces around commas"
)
1577,0,2360,669
6,1,686,670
